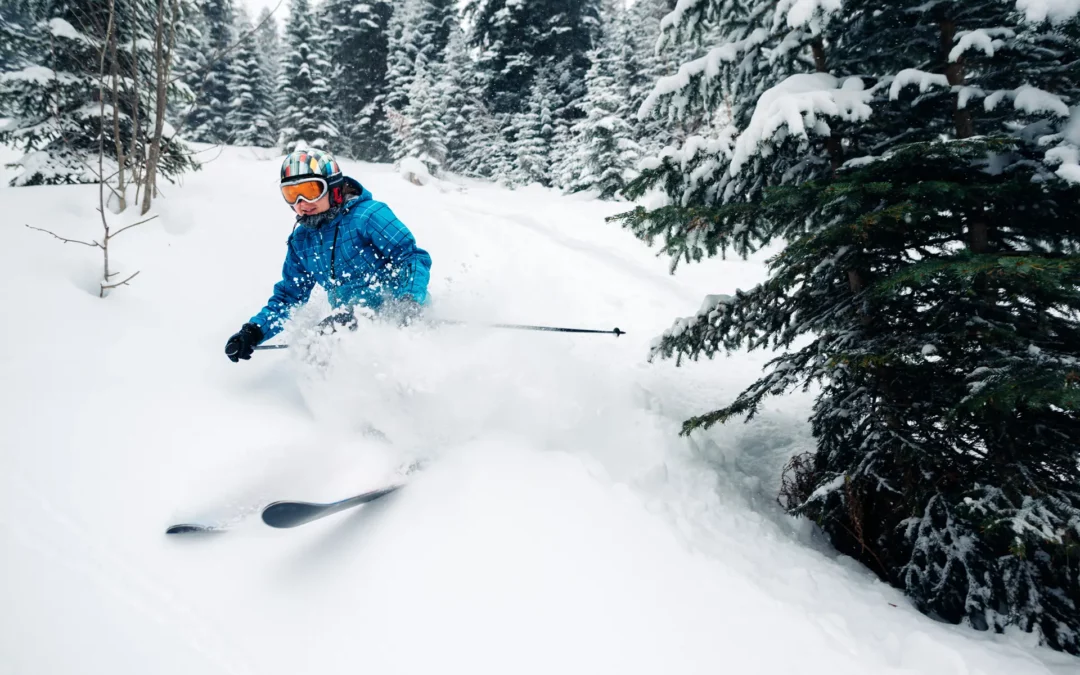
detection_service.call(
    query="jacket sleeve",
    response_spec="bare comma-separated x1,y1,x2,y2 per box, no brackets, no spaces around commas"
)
249,236,316,341
365,203,432,303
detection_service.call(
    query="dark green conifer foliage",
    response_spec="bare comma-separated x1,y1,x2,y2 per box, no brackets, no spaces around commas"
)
464,0,601,116
277,0,338,150
0,0,194,185
322,0,392,160
226,8,276,147
614,0,1080,652
188,0,234,143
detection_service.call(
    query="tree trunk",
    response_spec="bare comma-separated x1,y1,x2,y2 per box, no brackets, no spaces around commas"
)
940,19,975,140
939,19,989,254
129,20,142,204
109,15,126,211
99,0,117,296
812,39,843,175
141,0,170,215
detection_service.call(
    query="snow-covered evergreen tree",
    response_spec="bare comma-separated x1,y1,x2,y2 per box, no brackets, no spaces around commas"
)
384,0,457,139
465,0,601,116
508,70,556,187
0,0,193,186
322,0,392,160
397,56,447,174
277,0,339,151
0,2,34,85
254,7,279,70
226,8,276,146
187,0,235,144
563,2,640,198
437,26,502,179
615,0,1080,653
463,0,602,186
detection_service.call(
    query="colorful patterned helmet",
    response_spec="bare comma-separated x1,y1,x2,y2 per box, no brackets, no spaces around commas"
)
280,148,347,205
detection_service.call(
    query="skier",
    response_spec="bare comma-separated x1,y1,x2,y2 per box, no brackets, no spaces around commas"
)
225,148,432,362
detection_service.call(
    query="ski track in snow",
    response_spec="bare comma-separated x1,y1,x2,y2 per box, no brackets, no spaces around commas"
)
1,147,1076,674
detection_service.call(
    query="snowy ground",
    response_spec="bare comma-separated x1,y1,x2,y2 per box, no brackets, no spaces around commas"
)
1,146,1076,675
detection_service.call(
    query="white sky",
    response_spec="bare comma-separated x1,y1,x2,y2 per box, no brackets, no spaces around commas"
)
241,0,286,22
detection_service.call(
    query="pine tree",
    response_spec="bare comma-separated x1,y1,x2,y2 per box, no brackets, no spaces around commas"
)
397,56,447,174
563,2,640,198
440,25,501,178
187,0,235,144
322,0,392,160
253,7,281,134
277,0,339,151
508,70,556,187
167,3,204,127
614,0,1080,653
254,7,279,70
620,0,668,154
0,2,32,80
226,8,276,146
416,0,456,61
465,0,601,116
384,0,458,154
0,0,194,186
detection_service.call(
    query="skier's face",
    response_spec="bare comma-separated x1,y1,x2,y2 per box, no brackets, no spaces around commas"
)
293,192,330,217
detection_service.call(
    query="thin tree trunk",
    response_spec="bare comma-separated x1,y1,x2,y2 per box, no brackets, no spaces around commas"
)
939,19,988,253
99,0,118,296
812,38,864,296
109,11,126,211
141,0,170,215
129,17,142,206
812,39,843,176
940,19,975,140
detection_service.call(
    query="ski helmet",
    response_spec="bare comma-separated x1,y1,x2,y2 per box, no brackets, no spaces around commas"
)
280,148,346,206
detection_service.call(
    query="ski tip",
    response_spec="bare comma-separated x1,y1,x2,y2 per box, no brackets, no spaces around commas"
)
165,523,220,535
260,500,324,529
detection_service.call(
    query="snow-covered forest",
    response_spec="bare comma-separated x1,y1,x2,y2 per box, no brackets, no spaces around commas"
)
0,0,677,192
1,0,1079,671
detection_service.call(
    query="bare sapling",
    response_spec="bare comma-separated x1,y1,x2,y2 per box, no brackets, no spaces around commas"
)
25,0,156,297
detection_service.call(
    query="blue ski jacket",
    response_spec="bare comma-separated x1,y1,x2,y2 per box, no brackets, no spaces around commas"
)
250,177,432,341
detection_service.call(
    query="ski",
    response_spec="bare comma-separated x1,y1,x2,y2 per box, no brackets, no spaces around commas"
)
261,483,404,529
165,523,225,535
166,460,421,535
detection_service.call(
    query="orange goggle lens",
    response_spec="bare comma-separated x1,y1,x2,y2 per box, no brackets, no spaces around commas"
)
280,178,328,204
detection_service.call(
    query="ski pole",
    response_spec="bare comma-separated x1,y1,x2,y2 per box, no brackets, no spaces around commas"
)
433,320,625,336
253,321,624,350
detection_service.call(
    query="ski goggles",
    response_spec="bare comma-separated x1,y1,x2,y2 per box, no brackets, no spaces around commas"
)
280,176,329,205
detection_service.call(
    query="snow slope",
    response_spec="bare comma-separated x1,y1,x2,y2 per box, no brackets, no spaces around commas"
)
1,147,1076,675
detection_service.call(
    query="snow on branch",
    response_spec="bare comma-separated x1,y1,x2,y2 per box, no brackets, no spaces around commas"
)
1015,0,1080,23
1045,106,1080,183
948,28,1015,62
638,29,769,121
985,84,1071,117
773,0,843,33
659,0,704,37
48,18,91,43
730,74,872,175
0,66,77,85
889,69,950,100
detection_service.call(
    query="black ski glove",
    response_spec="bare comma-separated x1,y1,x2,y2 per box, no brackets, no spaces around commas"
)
225,323,263,362
316,307,358,334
